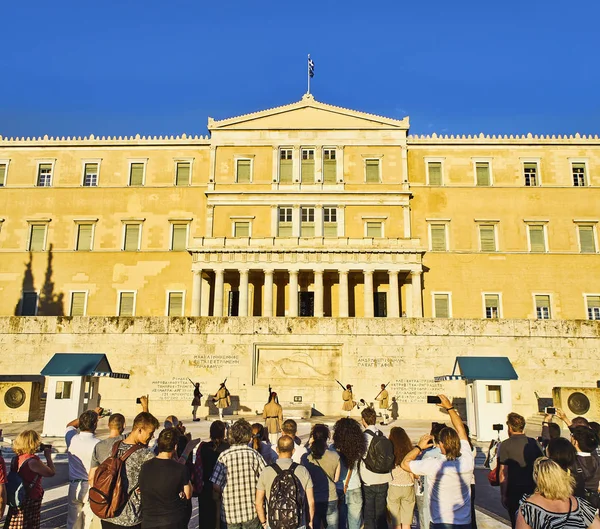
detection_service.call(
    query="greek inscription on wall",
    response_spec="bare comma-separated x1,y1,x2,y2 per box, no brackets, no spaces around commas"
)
192,354,240,368
151,377,192,401
357,357,403,368
391,379,443,403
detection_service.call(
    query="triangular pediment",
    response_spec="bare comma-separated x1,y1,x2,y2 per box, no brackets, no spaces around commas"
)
208,94,409,131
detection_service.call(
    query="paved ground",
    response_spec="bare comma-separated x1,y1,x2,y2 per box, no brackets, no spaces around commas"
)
0,414,510,529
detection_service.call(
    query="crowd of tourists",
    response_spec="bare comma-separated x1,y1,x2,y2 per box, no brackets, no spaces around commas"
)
0,395,599,529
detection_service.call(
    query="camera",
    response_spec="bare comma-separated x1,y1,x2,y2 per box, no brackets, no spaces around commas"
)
136,397,142,404
427,396,442,404
492,424,504,431
99,408,111,418
39,443,52,452
545,407,556,415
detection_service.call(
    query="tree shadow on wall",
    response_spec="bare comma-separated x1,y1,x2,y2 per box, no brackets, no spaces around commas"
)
14,244,64,316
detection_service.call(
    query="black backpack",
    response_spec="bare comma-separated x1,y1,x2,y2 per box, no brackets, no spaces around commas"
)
363,430,395,473
267,463,304,529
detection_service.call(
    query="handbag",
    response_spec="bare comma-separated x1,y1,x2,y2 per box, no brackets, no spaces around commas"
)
487,465,499,487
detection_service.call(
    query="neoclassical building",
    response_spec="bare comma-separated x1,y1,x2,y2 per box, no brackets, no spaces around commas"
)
1,94,599,321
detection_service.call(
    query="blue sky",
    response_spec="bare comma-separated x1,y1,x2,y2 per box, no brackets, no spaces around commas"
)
1,0,598,137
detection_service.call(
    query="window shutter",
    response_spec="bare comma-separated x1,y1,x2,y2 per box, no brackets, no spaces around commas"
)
434,294,449,318
279,153,292,183
301,158,315,183
234,222,250,237
430,225,446,251
324,224,337,237
579,226,596,253
70,292,86,316
485,294,499,308
77,224,93,251
0,164,6,186
323,159,336,184
235,160,251,183
366,222,382,237
171,224,187,250
480,226,496,252
119,293,135,316
476,162,490,186
21,292,38,316
365,159,380,183
29,225,46,251
428,162,442,185
124,224,140,251
535,295,550,308
168,292,184,316
529,226,545,252
129,163,144,186
176,162,191,186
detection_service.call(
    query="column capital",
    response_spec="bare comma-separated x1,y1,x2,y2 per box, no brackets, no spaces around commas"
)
313,269,324,275
263,269,274,275
363,270,374,276
410,269,422,277
388,269,400,277
289,269,299,276
239,268,249,276
338,269,349,276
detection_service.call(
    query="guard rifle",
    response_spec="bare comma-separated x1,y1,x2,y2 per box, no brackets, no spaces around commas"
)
188,378,196,387
335,379,347,391
373,381,391,401
268,384,272,402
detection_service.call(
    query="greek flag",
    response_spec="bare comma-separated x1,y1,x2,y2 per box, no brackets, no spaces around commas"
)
308,56,315,78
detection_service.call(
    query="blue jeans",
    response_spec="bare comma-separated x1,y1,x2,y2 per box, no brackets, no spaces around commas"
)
362,483,388,529
314,500,339,529
221,517,262,529
430,524,471,529
338,488,363,529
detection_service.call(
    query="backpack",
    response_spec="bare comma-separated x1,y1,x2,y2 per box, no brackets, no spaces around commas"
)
6,456,39,508
191,442,205,496
485,439,501,487
88,440,143,519
363,430,395,474
267,462,304,529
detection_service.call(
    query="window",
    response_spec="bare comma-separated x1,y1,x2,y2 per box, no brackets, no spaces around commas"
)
171,224,188,251
301,149,315,183
484,294,500,319
475,161,491,186
20,292,38,316
572,163,586,186
76,224,94,251
323,207,337,237
37,163,53,187
69,292,87,316
118,292,136,316
535,295,551,319
430,224,447,251
301,207,315,237
234,221,250,237
55,381,73,400
0,162,8,186
374,292,387,317
365,159,380,183
129,162,145,186
479,225,496,252
523,162,538,186
528,225,547,252
175,162,191,186
235,159,251,184
366,221,383,238
279,149,293,184
28,224,47,251
83,163,99,187
323,149,336,184
586,295,600,320
167,291,184,316
433,293,450,318
486,385,502,404
579,225,597,253
427,161,443,185
228,291,240,316
123,224,141,251
278,207,293,236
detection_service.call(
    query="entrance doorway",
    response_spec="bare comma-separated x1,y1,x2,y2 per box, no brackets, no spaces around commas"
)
299,292,314,316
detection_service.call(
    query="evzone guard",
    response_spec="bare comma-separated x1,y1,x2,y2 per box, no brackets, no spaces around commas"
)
263,389,283,444
213,380,231,420
375,382,390,425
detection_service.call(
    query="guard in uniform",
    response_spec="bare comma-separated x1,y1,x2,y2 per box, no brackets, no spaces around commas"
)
191,382,203,422
376,383,389,424
263,391,283,444
341,384,356,416
214,383,230,420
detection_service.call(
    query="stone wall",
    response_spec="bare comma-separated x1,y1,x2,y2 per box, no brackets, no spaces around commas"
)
0,316,599,422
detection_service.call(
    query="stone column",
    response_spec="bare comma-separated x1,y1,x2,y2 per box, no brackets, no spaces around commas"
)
403,205,412,238
315,205,324,237
336,146,344,183
388,270,400,318
292,205,301,237
263,270,274,317
214,269,225,317
191,270,202,316
288,270,299,316
338,270,349,317
363,270,374,318
272,147,279,185
314,147,323,183
337,205,345,237
292,146,301,183
314,270,324,317
411,270,423,317
239,269,249,316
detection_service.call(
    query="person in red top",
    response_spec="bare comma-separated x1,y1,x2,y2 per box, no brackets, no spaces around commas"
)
0,452,7,519
3,430,55,529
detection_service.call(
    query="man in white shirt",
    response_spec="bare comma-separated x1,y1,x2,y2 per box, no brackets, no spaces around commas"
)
282,419,307,464
65,409,102,529
402,395,474,529
360,407,392,529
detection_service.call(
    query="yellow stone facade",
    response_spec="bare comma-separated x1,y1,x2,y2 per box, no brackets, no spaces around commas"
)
1,94,599,322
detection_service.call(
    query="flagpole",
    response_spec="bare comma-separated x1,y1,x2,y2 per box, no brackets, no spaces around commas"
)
307,54,311,95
